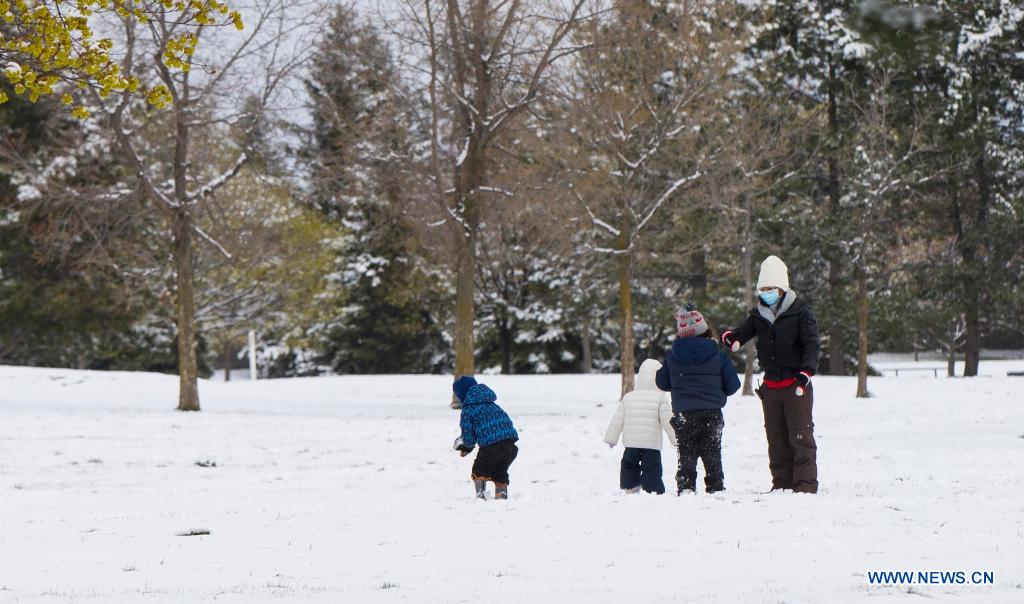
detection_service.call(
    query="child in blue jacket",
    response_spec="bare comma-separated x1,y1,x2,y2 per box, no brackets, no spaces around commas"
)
656,305,740,494
452,376,519,500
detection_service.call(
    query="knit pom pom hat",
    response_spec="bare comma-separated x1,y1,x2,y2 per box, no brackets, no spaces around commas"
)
674,305,709,338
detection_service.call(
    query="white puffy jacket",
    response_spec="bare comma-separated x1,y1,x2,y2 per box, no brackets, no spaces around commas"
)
604,359,677,450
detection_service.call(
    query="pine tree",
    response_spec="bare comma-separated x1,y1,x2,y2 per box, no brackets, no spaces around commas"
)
305,7,447,374
751,0,872,375
925,1,1024,375
0,83,174,369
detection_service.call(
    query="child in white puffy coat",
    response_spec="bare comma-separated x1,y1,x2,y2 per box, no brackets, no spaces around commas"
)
604,358,678,494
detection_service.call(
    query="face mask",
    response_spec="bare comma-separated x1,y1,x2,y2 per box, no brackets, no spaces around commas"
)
759,289,780,306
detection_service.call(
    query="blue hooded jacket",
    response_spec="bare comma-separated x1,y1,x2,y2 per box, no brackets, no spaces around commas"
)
655,337,741,413
459,384,519,449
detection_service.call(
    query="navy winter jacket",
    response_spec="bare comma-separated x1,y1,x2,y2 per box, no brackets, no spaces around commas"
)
655,337,741,413
459,384,519,449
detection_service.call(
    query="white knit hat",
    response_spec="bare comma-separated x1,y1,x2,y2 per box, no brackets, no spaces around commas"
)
757,255,789,290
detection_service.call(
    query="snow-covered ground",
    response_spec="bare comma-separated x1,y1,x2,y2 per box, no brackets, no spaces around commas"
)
1,364,1023,603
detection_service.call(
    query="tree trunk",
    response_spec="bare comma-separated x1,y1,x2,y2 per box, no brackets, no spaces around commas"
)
645,327,665,363
743,343,756,395
827,316,846,375
741,194,755,396
953,210,982,378
855,265,869,398
618,232,635,396
223,336,232,382
963,297,980,376
826,60,846,377
450,2,497,404
689,248,708,305
450,137,484,406
580,320,592,374
947,323,957,378
170,79,199,411
498,312,512,375
961,89,992,378
174,212,200,412
452,228,476,406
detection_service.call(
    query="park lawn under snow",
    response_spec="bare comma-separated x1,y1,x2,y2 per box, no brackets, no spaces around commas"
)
1,364,1023,603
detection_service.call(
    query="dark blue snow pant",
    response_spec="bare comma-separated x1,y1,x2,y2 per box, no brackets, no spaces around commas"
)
620,447,665,494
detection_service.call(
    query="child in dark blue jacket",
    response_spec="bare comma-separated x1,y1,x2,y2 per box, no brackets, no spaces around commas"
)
656,305,740,494
452,376,519,500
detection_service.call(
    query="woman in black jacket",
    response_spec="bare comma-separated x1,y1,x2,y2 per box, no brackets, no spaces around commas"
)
721,256,822,494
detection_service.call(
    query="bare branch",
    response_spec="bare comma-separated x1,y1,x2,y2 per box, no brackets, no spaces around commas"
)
634,170,704,239
193,225,233,259
187,152,249,203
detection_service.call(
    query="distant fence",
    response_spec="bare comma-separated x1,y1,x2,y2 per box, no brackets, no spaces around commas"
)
884,367,943,378
885,367,1024,377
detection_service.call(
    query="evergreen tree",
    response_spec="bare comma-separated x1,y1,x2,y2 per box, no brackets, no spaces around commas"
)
751,0,872,375
0,83,178,370
924,1,1024,375
304,6,447,374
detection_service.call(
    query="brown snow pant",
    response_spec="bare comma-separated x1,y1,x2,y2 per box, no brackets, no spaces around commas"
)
760,383,818,493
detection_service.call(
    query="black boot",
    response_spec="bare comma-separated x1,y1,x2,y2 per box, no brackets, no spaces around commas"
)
494,483,508,500
473,479,487,499
677,473,697,495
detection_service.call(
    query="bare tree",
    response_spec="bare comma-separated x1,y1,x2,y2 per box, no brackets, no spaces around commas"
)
844,68,932,397
95,0,319,410
193,156,331,381
716,91,813,397
391,0,589,404
562,0,752,394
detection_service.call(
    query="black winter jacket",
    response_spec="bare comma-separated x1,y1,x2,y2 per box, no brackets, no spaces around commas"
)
732,294,821,381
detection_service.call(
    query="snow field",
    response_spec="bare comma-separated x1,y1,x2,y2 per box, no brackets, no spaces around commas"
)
1,365,1023,602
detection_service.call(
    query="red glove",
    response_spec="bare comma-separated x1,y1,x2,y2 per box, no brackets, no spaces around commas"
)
795,371,812,396
721,330,740,352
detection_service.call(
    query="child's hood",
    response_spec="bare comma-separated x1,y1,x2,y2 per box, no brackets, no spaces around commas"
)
634,358,662,391
462,383,498,406
670,337,719,367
